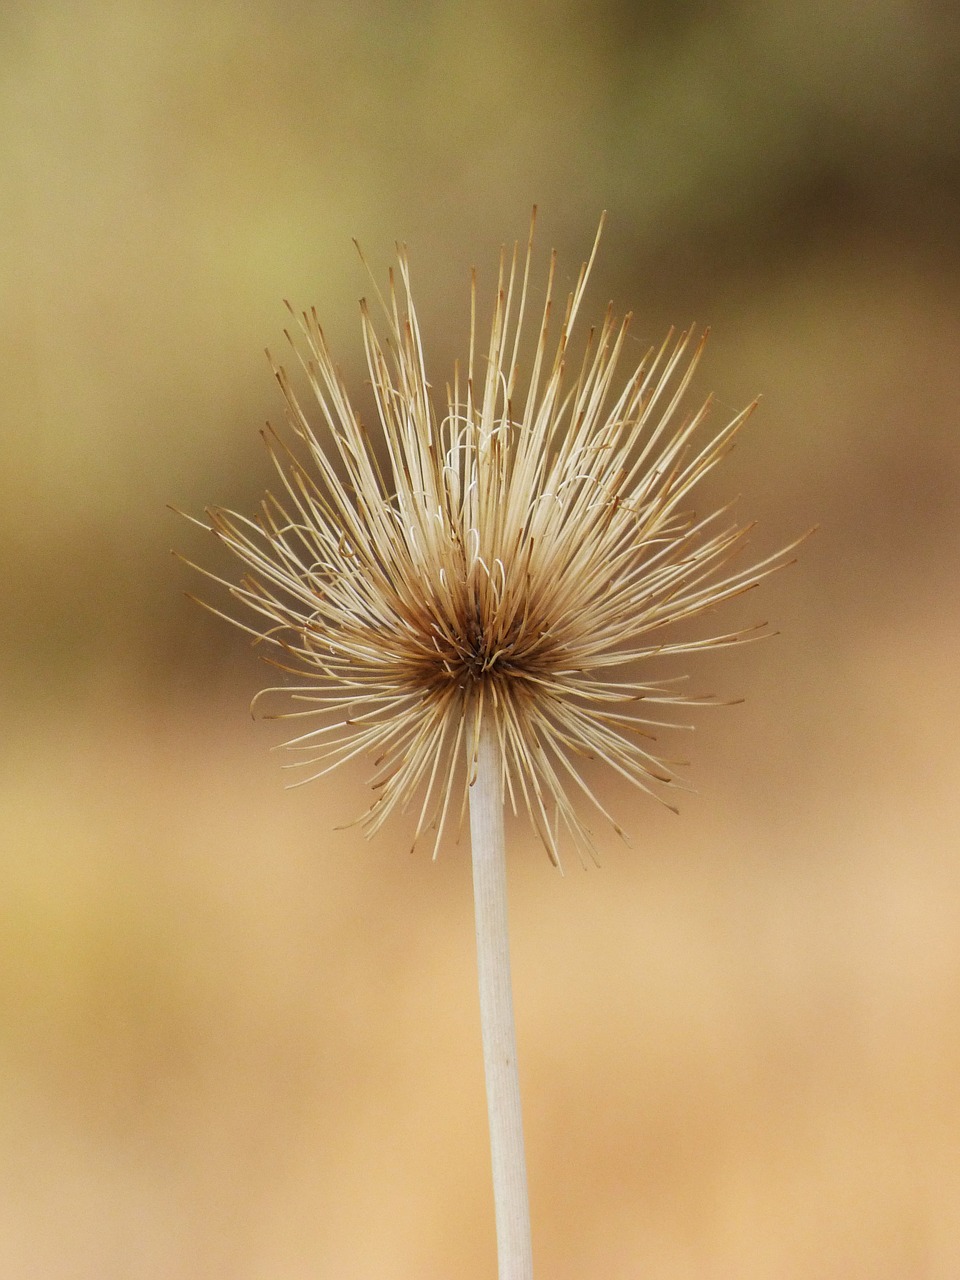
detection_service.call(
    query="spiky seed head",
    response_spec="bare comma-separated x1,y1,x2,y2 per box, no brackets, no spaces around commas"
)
180,212,803,865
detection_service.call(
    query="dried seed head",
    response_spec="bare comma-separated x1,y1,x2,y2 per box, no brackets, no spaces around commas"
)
180,212,804,865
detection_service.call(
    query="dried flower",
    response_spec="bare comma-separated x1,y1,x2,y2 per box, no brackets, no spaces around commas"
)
181,212,798,865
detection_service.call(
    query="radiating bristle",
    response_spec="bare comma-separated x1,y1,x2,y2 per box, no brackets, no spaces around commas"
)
185,215,803,862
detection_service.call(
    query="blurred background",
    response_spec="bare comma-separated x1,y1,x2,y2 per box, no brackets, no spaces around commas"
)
2,2,959,1276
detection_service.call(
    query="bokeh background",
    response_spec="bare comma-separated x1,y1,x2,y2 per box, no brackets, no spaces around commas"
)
3,2,959,1276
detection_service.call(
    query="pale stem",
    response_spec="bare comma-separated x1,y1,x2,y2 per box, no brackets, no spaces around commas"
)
468,712,534,1280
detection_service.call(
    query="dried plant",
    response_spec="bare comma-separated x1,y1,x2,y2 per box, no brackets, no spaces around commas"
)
178,212,804,1279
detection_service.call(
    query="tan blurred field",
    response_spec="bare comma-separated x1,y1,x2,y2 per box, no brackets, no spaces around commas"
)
3,3,959,1276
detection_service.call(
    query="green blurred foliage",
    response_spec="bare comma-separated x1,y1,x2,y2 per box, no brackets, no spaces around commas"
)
2,0,958,689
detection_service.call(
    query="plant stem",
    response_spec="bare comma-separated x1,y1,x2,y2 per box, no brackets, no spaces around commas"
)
468,712,533,1280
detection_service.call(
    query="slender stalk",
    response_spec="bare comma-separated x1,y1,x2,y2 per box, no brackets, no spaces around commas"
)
468,713,533,1280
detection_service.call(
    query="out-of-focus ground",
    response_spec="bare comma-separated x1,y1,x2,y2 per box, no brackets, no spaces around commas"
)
2,3,959,1276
